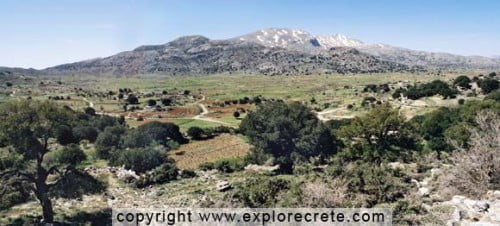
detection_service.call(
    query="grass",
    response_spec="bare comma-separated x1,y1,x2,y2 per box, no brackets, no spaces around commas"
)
173,118,223,131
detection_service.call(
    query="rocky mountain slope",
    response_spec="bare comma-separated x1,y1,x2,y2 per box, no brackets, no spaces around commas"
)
236,28,500,70
2,28,499,76
42,35,417,76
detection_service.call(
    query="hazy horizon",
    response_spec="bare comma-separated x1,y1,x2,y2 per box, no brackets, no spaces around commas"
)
1,0,500,69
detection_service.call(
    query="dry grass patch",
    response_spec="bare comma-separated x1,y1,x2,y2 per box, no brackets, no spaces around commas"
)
169,134,250,169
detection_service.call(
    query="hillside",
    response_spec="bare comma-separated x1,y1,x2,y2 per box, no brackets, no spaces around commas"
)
42,35,416,76
237,28,500,70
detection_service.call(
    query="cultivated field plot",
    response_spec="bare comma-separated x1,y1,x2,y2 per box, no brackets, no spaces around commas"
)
169,134,250,169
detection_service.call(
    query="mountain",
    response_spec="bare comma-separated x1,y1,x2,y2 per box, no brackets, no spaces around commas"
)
43,35,416,76
236,28,500,70
3,28,499,76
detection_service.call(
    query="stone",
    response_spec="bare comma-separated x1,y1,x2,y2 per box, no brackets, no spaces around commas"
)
419,187,430,196
216,181,231,191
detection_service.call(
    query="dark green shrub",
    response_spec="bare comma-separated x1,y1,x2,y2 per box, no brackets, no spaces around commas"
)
485,90,500,101
343,162,410,207
458,98,465,105
73,126,99,143
54,144,86,166
180,169,196,178
55,125,78,145
187,126,205,140
232,177,290,207
111,146,166,174
147,99,157,106
134,162,179,188
478,78,499,94
453,75,472,89
214,158,245,173
198,162,215,171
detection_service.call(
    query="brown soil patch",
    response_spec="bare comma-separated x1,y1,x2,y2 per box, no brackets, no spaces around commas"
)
169,134,250,169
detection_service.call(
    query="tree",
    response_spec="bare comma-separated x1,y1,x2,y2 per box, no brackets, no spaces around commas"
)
112,146,166,174
147,99,157,107
73,126,99,143
187,126,205,140
95,125,127,159
0,100,86,223
161,98,172,106
55,125,78,145
126,94,139,104
233,111,240,118
338,103,417,162
137,121,187,145
84,107,96,116
478,78,499,94
453,75,472,89
240,101,336,172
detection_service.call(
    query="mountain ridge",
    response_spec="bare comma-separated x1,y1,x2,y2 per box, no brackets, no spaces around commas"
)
1,28,499,76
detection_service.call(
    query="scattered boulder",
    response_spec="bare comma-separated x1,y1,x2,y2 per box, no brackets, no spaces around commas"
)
216,181,231,192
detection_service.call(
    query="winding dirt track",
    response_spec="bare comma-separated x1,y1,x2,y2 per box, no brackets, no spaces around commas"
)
86,96,231,126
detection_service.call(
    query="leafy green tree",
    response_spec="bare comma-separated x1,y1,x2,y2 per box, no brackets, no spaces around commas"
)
72,126,99,143
240,101,336,172
122,129,154,148
338,103,417,162
95,125,127,159
478,78,499,94
55,125,78,145
84,107,96,116
187,126,205,140
485,90,500,101
111,146,166,174
0,100,86,223
453,75,472,89
147,99,157,107
53,144,86,166
137,121,187,145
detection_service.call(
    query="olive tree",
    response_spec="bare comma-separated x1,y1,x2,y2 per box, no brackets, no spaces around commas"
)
240,101,336,172
0,100,85,223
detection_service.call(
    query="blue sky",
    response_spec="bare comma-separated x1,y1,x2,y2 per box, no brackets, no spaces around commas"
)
1,0,499,69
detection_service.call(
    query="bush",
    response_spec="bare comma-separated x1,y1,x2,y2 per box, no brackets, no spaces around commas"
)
478,78,499,94
395,80,458,100
55,125,78,145
95,126,126,159
485,90,500,101
187,126,205,140
458,98,465,105
126,94,139,104
198,162,215,171
180,169,196,178
342,162,410,207
73,126,99,143
54,144,86,166
453,75,472,89
137,121,187,145
122,129,154,148
233,111,240,118
214,158,245,173
84,107,96,116
232,177,290,207
134,162,179,188
111,146,166,174
436,111,500,199
147,99,157,106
